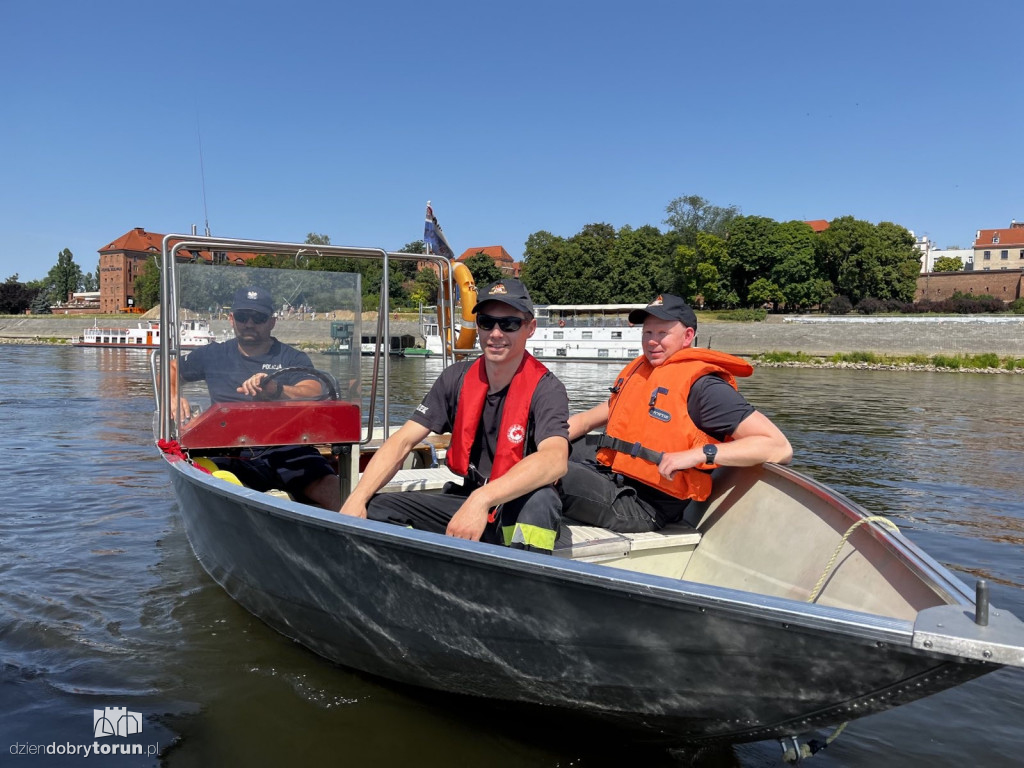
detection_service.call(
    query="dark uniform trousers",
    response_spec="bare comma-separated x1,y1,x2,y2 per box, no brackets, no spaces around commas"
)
367,482,562,553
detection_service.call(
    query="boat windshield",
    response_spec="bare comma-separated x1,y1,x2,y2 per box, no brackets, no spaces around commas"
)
170,262,363,442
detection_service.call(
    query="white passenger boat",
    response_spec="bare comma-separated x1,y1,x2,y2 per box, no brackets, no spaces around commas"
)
72,318,215,349
529,304,645,362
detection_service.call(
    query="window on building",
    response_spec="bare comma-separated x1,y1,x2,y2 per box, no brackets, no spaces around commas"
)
1001,250,1009,260
993,234,1000,243
984,251,991,260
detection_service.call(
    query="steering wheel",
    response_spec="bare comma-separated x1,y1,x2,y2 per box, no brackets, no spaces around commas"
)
257,366,340,401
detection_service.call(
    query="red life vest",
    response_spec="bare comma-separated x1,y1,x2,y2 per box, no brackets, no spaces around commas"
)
596,348,753,501
446,353,550,482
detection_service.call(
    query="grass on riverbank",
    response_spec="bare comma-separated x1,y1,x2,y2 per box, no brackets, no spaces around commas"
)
753,350,1024,371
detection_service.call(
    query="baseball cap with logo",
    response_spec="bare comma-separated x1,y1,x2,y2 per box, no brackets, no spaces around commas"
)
471,278,535,316
628,293,698,328
231,287,274,315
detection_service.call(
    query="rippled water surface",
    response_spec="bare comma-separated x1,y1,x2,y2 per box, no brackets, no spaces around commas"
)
1,347,1022,767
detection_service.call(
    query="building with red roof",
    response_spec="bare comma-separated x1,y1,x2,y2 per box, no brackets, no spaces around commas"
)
972,221,1024,271
457,245,520,277
97,228,259,313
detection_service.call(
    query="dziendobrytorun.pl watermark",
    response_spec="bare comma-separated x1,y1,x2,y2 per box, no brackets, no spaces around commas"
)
9,706,160,759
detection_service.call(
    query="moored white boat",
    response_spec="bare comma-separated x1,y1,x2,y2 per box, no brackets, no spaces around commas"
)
73,318,215,349
152,234,1024,754
529,304,645,362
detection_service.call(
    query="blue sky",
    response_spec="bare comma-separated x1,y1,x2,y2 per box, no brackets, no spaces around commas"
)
2,0,1021,283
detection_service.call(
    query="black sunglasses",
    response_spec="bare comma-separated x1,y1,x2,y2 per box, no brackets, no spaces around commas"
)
477,313,524,332
234,310,270,324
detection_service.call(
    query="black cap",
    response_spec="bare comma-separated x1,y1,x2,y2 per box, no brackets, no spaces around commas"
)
628,293,697,328
231,286,274,315
471,278,534,316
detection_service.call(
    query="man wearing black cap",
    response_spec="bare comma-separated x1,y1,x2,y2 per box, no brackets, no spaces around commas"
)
560,293,791,532
174,286,341,510
340,278,570,553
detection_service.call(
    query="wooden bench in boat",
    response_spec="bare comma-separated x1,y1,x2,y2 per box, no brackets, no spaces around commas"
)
553,521,702,577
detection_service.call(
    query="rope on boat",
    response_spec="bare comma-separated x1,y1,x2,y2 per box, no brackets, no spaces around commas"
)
807,515,900,604
781,515,897,762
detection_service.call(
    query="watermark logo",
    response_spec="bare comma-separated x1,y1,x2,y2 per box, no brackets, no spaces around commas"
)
8,706,158,759
93,707,142,738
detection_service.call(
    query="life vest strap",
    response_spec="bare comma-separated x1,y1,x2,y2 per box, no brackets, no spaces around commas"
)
595,434,664,465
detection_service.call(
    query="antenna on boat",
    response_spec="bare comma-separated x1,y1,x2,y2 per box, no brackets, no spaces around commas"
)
196,113,211,236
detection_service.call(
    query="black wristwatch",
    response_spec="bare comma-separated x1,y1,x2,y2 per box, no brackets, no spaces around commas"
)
702,444,718,465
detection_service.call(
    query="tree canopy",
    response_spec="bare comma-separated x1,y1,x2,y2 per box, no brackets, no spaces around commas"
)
932,255,963,272
519,206,921,310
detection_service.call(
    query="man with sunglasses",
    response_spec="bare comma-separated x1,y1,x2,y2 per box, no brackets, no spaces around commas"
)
340,279,570,553
174,286,341,511
559,292,791,532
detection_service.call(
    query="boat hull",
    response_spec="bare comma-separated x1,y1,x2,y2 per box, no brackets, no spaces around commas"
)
168,459,992,745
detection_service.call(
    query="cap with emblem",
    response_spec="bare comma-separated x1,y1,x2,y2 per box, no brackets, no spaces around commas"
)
231,287,274,315
471,278,535,315
628,293,697,328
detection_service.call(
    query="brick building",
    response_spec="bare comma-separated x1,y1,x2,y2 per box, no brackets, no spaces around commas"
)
97,228,257,313
457,246,520,277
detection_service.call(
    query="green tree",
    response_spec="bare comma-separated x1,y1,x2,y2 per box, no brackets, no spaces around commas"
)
664,195,740,246
932,255,963,272
0,275,38,315
769,221,828,311
461,252,504,287
409,266,441,307
520,230,569,304
672,233,731,308
82,260,99,292
813,216,919,305
42,248,83,306
554,223,616,303
134,257,161,310
722,216,781,306
747,277,785,308
30,292,52,314
606,224,672,303
398,240,425,255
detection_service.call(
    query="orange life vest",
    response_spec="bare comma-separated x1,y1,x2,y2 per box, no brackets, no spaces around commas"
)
596,348,753,501
446,353,550,482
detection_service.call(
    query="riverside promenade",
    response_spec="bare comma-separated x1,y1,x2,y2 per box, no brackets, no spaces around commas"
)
2,314,1023,357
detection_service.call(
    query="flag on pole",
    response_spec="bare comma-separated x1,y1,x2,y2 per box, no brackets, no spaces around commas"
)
424,201,455,259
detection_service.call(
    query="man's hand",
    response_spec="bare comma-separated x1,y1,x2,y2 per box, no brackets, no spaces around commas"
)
658,448,704,480
171,395,193,423
237,372,277,399
446,495,491,541
339,496,368,519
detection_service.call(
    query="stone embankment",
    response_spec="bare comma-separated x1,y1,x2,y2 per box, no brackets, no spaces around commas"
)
3,314,1023,368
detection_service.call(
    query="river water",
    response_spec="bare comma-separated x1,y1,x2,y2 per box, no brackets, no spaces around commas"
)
2,346,1022,767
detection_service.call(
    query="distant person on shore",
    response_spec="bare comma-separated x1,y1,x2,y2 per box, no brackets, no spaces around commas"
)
339,279,570,553
173,286,341,510
560,293,792,532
